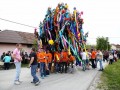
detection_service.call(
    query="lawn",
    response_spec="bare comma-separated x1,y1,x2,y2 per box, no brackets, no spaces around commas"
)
98,60,120,90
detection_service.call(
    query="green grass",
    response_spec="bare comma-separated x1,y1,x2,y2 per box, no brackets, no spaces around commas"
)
98,60,120,90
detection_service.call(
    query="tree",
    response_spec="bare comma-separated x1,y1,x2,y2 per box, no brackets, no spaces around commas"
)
86,44,96,50
96,37,111,50
33,39,38,51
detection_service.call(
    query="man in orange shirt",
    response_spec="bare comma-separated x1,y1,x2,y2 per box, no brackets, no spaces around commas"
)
61,49,68,73
68,54,75,73
46,50,52,72
54,51,61,73
37,49,48,79
91,49,96,69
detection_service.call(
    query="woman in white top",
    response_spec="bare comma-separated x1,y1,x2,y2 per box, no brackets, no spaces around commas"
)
109,53,114,64
114,52,118,62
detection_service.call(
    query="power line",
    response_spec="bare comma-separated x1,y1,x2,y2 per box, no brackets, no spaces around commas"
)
0,18,38,29
1,17,120,39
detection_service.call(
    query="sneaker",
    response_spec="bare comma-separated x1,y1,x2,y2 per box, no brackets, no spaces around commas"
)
35,81,40,86
101,68,104,71
98,69,102,71
18,80,23,83
41,76,44,79
44,75,48,77
31,81,35,84
14,81,20,85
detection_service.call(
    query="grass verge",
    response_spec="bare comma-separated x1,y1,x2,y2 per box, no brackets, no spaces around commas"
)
98,60,120,90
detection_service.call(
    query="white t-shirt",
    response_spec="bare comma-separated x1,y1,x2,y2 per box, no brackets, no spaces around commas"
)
114,54,117,58
81,52,87,60
109,54,113,59
96,51,103,60
86,52,91,59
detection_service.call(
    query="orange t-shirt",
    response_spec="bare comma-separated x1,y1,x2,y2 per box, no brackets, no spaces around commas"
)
91,51,96,59
46,53,52,63
37,52,47,63
69,55,75,62
54,52,60,62
61,52,68,62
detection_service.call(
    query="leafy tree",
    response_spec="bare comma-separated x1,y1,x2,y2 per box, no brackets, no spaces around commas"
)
96,37,111,50
33,39,38,51
86,44,96,50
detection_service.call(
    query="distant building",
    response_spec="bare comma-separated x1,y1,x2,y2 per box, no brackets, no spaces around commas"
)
0,30,35,56
111,44,120,50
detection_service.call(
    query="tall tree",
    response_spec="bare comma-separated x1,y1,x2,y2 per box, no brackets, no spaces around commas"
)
33,39,38,51
96,37,111,50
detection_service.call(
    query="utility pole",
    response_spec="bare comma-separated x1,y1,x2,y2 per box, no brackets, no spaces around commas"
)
106,37,109,51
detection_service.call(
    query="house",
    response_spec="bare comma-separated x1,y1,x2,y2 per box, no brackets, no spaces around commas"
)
115,44,120,50
111,44,120,50
0,30,35,56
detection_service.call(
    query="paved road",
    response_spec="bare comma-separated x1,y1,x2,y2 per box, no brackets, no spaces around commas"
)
0,62,107,90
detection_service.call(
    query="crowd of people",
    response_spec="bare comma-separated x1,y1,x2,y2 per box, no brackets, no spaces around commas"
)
26,46,119,86
0,43,119,86
0,50,29,70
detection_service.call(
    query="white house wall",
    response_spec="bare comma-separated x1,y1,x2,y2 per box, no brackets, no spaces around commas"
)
111,45,116,50
0,44,31,56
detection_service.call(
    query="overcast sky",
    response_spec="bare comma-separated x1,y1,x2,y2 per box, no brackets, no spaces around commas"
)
0,0,120,44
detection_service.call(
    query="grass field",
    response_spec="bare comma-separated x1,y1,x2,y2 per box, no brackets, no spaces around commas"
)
98,60,120,90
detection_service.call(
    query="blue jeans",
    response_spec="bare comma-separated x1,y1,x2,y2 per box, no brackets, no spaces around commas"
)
76,59,81,66
31,65,39,83
99,59,103,70
82,60,86,71
95,59,99,68
14,62,21,81
40,62,46,77
55,62,60,73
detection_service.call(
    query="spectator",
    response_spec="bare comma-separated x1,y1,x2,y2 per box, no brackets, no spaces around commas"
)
24,52,29,64
13,43,22,85
10,51,14,62
3,53,11,70
29,48,40,86
1,52,6,61
91,49,96,69
21,52,25,64
109,53,114,64
96,50,104,71
81,49,87,71
114,52,118,62
86,49,91,70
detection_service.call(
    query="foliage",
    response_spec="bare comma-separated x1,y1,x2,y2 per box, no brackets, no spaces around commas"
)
86,44,96,49
98,60,120,90
96,37,111,50
33,39,38,51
